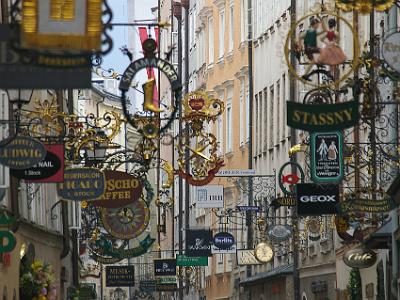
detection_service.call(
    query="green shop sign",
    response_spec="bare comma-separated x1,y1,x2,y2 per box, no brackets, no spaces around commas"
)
338,197,396,214
176,254,208,266
311,131,344,183
287,100,359,131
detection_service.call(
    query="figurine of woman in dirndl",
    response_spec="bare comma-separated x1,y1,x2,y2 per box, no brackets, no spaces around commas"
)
318,18,346,76
328,141,338,160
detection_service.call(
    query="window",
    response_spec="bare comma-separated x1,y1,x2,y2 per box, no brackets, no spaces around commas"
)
269,85,274,147
218,10,225,58
229,4,234,51
226,87,233,152
240,0,246,42
263,88,268,150
258,91,263,153
276,79,281,143
245,83,250,142
172,31,178,65
239,80,245,145
255,94,258,154
282,73,287,139
216,104,224,155
208,17,214,64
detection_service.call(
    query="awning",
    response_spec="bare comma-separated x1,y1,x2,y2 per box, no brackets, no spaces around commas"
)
364,221,393,249
240,264,293,286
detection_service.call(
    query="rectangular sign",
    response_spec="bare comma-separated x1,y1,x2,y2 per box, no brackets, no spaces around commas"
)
154,259,177,277
216,169,256,177
0,25,91,89
237,206,261,212
176,255,208,266
185,229,212,257
156,280,178,292
236,249,261,266
297,183,339,216
287,100,359,131
105,266,134,287
212,244,236,254
196,185,224,208
140,280,156,292
311,132,343,183
338,197,396,214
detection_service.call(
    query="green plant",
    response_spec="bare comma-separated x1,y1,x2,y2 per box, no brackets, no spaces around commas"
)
347,268,362,300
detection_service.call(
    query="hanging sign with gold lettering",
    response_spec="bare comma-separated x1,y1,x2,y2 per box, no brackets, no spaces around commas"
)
287,101,359,132
343,247,377,269
91,170,143,208
57,167,105,201
0,136,46,169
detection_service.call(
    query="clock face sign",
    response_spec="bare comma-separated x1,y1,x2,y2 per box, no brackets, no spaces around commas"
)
101,199,150,240
254,242,274,263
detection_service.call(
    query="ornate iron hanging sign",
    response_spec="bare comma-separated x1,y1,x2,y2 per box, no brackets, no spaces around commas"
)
278,161,305,196
287,101,359,131
335,0,394,14
57,168,105,201
267,225,292,243
91,170,143,208
310,132,344,183
11,144,64,182
0,136,46,169
343,247,377,269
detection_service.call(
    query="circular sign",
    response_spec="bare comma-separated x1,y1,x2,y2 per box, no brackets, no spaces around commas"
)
278,161,305,196
101,199,150,240
383,31,400,73
343,248,377,269
0,136,46,169
268,225,292,243
213,232,235,250
254,242,274,263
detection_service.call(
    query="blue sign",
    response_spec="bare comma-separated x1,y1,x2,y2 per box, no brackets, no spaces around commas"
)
237,206,261,212
213,232,235,250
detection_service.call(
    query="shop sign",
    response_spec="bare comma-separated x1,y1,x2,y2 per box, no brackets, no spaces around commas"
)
268,225,292,242
176,255,208,266
155,279,177,292
140,280,156,292
57,168,105,201
216,169,256,176
0,136,46,169
236,249,261,266
11,144,64,182
185,229,212,257
343,248,377,269
287,100,359,131
383,32,400,73
337,197,396,214
105,266,134,287
278,161,305,196
92,170,143,208
297,184,339,216
196,185,224,208
0,25,91,89
212,232,236,254
0,214,16,254
271,196,297,208
154,259,177,277
237,206,261,212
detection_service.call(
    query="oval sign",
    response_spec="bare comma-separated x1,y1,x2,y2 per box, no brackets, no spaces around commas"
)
268,225,292,242
11,149,61,180
383,32,400,73
91,170,143,208
343,248,377,269
0,136,46,169
213,232,235,250
57,168,105,201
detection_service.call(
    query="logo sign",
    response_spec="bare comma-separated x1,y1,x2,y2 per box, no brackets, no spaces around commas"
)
296,184,339,216
278,161,305,196
185,229,212,257
140,280,156,292
237,206,261,212
0,136,46,170
311,132,344,183
105,266,135,287
343,248,377,269
154,259,177,277
236,249,261,266
212,232,235,254
176,255,208,266
216,169,256,176
383,32,400,73
57,168,105,201
268,225,292,243
0,25,91,89
337,197,396,214
287,100,359,131
11,144,64,182
271,196,297,209
91,170,143,208
196,185,224,208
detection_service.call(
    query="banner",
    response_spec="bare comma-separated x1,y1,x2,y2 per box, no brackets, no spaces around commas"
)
196,185,224,208
287,100,359,131
297,184,339,216
185,229,212,257
154,259,177,277
105,266,134,287
311,132,344,183
11,144,64,182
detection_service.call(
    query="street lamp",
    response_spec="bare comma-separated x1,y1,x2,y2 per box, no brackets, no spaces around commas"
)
84,129,109,162
6,89,34,108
